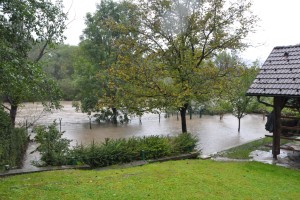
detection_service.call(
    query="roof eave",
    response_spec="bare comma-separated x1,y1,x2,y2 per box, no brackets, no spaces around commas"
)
246,93,300,98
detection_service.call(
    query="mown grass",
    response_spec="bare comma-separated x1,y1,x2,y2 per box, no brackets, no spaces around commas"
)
216,137,290,159
1,160,300,200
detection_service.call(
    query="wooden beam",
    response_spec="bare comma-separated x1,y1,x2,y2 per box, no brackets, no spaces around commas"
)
281,116,300,120
265,134,300,141
257,96,273,107
281,126,300,131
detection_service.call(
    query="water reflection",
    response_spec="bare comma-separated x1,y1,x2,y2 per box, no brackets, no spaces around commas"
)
17,101,268,156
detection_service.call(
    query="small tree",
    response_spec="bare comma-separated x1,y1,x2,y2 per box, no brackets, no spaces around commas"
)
226,66,258,132
34,121,71,166
213,98,232,120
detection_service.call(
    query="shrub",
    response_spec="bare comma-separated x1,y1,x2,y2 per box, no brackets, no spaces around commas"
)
72,139,139,168
139,135,172,159
69,133,199,168
32,127,199,168
33,121,71,166
172,132,199,154
0,108,28,170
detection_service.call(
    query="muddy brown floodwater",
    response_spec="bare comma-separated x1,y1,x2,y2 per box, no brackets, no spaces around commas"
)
16,101,268,169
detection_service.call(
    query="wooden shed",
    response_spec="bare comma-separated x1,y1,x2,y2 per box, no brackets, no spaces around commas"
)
247,44,300,159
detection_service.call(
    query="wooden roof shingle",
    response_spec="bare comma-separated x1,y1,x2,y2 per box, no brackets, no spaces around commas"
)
247,45,300,97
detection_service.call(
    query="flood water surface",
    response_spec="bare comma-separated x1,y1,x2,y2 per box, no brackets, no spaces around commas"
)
17,102,268,168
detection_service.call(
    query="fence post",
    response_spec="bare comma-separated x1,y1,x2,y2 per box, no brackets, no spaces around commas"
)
59,118,62,133
159,113,161,123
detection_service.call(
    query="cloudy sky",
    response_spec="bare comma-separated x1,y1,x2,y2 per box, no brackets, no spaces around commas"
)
62,0,300,63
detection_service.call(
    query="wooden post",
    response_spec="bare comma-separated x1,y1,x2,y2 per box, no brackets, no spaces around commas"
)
158,113,161,123
59,118,62,133
272,97,282,159
88,116,92,129
25,120,28,134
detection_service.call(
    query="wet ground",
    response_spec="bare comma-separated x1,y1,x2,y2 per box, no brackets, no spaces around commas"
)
212,143,300,170
249,148,300,169
17,102,270,170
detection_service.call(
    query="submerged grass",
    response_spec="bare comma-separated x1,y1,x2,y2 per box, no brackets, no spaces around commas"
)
1,160,300,199
216,137,290,159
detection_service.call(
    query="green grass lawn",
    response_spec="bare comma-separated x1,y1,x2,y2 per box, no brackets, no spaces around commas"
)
1,160,300,200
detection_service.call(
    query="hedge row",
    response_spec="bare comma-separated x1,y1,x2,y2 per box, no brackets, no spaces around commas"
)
68,133,199,168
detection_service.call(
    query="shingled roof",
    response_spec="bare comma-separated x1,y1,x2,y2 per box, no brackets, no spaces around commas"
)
247,45,300,97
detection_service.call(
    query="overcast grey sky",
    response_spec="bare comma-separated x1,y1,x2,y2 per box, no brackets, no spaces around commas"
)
62,0,300,63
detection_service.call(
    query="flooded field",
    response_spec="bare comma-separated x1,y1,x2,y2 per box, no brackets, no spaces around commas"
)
17,101,269,169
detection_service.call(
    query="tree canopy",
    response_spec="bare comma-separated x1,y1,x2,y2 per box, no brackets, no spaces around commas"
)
103,0,258,132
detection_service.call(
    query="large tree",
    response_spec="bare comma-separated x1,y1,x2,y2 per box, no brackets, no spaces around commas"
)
108,0,257,132
0,0,67,126
74,0,139,124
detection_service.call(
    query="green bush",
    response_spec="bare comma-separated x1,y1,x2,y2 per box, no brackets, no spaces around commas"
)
32,128,199,168
139,135,172,159
0,108,28,170
172,132,199,154
33,121,71,166
69,133,199,168
70,138,140,167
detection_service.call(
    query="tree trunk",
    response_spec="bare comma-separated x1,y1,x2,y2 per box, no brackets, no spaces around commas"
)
180,103,189,133
220,113,224,120
10,104,18,127
112,107,118,125
238,117,241,132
